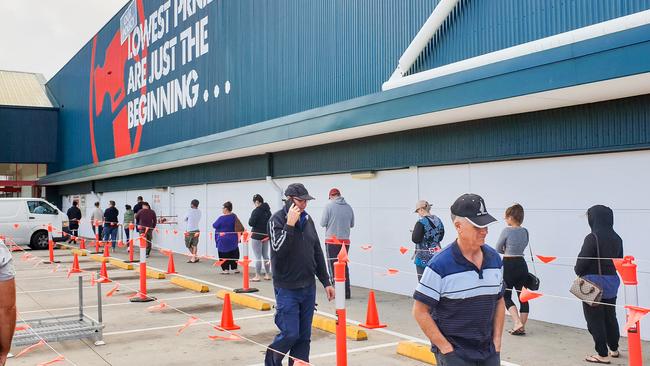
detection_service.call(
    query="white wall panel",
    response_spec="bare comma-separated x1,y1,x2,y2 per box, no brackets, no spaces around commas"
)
56,149,650,339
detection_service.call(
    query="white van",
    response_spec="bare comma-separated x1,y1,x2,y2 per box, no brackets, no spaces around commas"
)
0,198,69,249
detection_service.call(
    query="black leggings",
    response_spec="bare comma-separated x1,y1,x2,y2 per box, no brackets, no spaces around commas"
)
503,257,529,313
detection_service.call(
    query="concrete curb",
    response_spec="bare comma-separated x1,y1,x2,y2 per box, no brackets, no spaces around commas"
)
136,266,166,279
312,314,368,341
171,276,209,292
71,248,88,256
396,341,436,365
109,258,134,270
89,254,109,263
216,290,271,311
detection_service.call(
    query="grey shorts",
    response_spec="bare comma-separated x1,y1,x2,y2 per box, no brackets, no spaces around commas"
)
184,230,200,248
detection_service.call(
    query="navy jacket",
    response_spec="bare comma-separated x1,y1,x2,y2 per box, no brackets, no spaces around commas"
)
268,203,330,290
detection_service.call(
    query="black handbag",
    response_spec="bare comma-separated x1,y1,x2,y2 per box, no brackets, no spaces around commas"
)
525,228,540,291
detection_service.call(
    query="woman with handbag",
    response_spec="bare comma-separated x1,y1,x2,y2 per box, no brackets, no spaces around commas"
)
575,205,623,364
495,204,530,336
213,201,245,274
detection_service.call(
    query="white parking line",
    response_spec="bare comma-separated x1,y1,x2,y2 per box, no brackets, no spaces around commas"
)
16,280,170,294
102,313,274,336
19,293,215,314
160,269,431,344
246,342,400,366
157,267,522,366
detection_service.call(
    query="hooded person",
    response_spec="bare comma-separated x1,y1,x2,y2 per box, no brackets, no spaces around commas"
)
248,194,272,280
320,188,355,298
575,205,624,364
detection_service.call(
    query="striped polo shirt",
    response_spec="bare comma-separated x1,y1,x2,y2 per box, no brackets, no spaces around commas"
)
413,240,503,362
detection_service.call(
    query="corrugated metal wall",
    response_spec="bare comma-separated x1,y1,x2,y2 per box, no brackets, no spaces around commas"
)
55,93,650,193
0,107,58,163
47,0,650,172
272,93,650,177
93,155,267,193
411,0,650,74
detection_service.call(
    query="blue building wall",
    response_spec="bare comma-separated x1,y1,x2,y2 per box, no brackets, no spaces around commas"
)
0,106,58,163
46,0,650,173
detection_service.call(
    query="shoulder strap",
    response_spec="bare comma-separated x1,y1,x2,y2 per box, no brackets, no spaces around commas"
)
592,233,603,275
524,228,536,275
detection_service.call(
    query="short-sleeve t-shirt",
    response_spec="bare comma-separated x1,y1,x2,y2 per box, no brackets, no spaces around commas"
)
0,240,15,281
413,241,504,362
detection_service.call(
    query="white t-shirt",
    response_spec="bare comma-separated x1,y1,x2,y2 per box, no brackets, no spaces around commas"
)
0,240,15,281
184,208,201,232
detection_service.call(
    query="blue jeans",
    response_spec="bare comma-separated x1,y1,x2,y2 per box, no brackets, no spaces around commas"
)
265,284,316,365
103,226,118,249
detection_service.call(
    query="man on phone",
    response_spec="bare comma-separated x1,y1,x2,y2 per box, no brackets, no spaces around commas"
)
265,183,335,366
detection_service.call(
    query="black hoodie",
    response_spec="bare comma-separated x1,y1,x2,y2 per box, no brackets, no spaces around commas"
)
575,205,623,278
249,202,272,240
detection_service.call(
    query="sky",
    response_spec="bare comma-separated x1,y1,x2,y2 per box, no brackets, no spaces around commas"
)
0,0,130,81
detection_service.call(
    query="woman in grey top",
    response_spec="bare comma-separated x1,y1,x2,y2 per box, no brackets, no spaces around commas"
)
495,204,530,336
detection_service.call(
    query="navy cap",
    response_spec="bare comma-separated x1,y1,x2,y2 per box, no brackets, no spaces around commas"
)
450,193,497,228
284,183,315,200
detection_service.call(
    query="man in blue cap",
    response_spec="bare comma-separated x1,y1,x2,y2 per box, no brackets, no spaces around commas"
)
265,183,335,366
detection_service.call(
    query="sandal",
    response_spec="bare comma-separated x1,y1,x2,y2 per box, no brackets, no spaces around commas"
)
251,276,261,282
585,355,610,364
508,327,526,336
609,351,619,358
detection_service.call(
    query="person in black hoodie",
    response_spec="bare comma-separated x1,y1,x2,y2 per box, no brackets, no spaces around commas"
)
249,194,272,281
575,205,623,364
265,183,334,366
66,201,82,243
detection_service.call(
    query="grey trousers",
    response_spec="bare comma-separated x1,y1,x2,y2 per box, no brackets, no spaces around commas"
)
251,238,271,275
434,351,500,366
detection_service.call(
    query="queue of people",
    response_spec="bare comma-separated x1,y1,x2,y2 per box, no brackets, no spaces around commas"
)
50,186,630,366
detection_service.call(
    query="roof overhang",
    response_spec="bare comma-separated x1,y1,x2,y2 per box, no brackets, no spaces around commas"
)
39,20,650,186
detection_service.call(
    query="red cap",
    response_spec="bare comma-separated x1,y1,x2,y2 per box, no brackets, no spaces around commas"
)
329,188,341,197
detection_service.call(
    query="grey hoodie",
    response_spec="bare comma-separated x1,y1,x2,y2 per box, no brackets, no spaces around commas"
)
320,196,355,240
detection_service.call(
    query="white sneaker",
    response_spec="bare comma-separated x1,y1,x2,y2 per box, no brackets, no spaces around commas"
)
221,269,230,275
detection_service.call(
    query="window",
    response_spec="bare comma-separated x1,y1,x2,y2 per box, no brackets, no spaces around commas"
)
28,201,57,215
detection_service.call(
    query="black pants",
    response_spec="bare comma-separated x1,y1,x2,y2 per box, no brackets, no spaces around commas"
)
583,297,619,357
326,244,350,298
139,230,153,255
416,265,425,282
68,229,78,242
219,248,240,271
434,351,500,366
92,225,103,240
503,257,529,313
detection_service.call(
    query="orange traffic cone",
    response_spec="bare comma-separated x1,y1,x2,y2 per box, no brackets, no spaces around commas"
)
79,238,86,250
166,252,177,274
69,253,82,274
219,293,240,330
103,241,110,257
98,261,112,283
359,290,387,329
